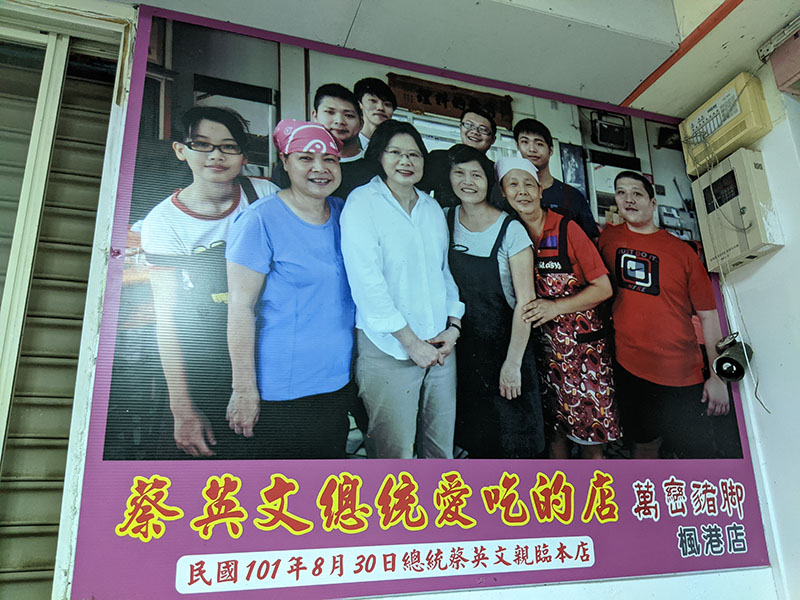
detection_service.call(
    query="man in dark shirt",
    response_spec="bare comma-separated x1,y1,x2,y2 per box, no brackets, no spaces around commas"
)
418,107,497,208
353,77,397,151
513,118,599,238
271,83,375,200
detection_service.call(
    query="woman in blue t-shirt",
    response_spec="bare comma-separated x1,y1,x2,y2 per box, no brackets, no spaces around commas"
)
225,119,356,458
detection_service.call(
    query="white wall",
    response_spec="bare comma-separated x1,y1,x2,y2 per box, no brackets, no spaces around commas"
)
377,567,775,599
715,65,800,600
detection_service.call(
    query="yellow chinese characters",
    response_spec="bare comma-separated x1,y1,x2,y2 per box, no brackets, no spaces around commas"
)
481,472,530,526
375,471,428,531
317,472,373,533
433,471,476,529
530,470,575,525
190,474,248,540
253,473,314,535
581,470,619,523
116,475,184,542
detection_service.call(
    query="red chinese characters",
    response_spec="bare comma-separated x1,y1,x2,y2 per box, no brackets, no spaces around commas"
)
116,475,184,542
662,476,688,517
530,471,575,525
190,474,248,540
581,470,619,524
253,474,314,535
375,471,428,531
719,478,746,519
690,480,719,516
631,478,660,522
317,472,372,533
433,471,476,529
481,472,530,526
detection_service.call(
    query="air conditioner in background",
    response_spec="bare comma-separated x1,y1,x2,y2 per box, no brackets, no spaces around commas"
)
691,148,783,273
679,73,772,176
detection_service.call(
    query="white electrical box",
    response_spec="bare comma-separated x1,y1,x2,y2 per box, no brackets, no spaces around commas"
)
691,148,783,272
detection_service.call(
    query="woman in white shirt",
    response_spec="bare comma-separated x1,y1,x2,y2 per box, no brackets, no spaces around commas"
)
341,120,465,458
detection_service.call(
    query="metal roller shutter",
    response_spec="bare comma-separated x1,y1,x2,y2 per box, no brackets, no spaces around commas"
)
0,46,115,600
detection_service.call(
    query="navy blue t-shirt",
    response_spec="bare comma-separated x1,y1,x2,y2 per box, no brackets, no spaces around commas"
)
541,179,599,239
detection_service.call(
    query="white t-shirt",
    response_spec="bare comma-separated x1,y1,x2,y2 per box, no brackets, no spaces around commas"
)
141,177,279,257
445,206,532,308
341,176,465,360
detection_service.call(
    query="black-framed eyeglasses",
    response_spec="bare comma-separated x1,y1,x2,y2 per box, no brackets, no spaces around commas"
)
460,121,492,137
185,140,243,155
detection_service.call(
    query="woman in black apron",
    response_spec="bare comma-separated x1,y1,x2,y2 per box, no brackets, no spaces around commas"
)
496,157,619,459
445,145,544,458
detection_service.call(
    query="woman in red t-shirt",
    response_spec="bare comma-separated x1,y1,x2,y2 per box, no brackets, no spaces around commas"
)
495,157,620,459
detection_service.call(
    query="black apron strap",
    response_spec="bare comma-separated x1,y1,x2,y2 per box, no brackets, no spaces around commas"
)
236,176,259,204
489,214,514,259
557,214,572,269
446,205,457,246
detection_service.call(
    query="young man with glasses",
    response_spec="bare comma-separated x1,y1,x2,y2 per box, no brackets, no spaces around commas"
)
140,106,279,459
419,107,498,208
513,118,599,239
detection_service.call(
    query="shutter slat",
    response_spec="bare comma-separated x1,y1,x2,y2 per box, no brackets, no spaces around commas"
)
0,481,64,525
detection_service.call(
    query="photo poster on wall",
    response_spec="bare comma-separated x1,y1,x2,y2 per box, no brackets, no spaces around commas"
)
68,5,769,599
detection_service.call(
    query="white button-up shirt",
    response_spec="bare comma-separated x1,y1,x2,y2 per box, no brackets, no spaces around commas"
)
341,176,465,360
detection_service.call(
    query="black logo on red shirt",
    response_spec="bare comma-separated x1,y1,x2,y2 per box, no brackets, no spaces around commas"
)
616,248,660,296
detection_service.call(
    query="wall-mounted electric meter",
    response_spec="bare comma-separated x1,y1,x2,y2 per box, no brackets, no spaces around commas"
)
691,148,783,272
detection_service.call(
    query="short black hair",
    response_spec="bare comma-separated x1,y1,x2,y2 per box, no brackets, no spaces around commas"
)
364,120,428,180
313,83,363,120
354,77,397,109
446,144,494,183
177,105,250,154
614,170,655,199
446,144,496,206
513,118,553,148
460,107,497,135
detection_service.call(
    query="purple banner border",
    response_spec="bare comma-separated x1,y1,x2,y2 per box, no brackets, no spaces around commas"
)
69,5,769,599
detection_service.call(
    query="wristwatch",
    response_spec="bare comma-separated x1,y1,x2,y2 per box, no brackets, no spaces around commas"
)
447,321,462,336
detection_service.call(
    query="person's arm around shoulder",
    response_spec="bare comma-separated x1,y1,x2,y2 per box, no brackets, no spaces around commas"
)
523,220,611,326
500,245,535,399
226,261,265,437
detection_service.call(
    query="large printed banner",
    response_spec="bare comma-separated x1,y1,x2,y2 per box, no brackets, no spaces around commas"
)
70,6,768,599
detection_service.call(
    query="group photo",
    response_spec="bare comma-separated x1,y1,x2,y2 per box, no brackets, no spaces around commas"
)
102,14,742,462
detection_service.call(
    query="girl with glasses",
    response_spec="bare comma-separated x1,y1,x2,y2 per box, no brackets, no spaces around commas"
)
140,106,279,458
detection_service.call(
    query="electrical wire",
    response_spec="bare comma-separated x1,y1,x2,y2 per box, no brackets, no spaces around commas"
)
682,68,770,413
